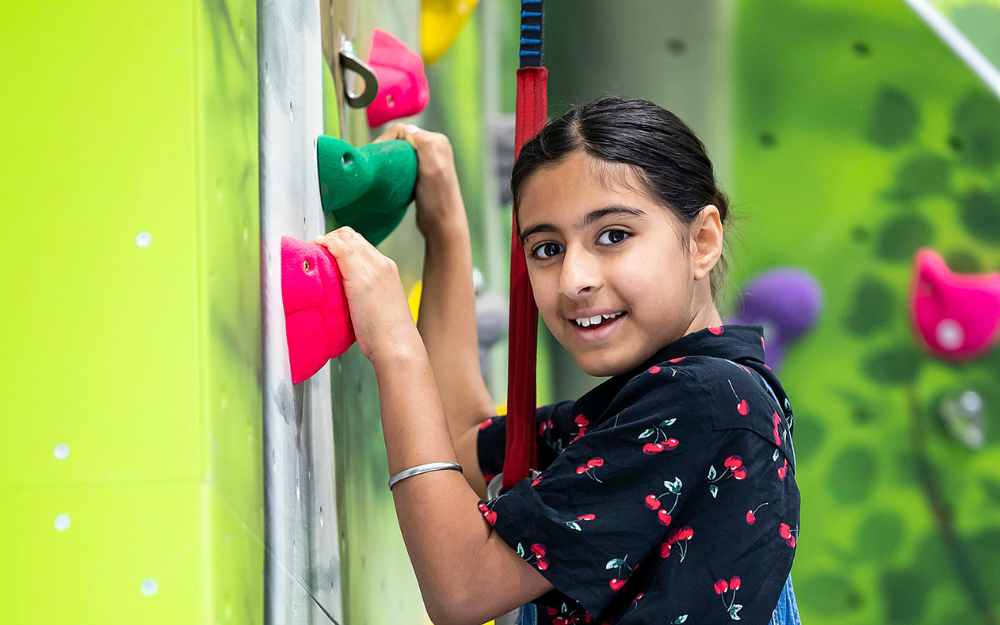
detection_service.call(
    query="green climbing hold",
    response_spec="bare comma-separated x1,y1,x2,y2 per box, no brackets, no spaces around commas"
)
316,135,418,246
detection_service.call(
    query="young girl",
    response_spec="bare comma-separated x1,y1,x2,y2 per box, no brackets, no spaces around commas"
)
314,97,801,625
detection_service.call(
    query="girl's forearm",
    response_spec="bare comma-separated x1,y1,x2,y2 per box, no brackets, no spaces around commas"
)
417,211,496,490
373,346,549,625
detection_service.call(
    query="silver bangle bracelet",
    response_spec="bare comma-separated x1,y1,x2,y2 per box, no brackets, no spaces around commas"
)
387,461,463,490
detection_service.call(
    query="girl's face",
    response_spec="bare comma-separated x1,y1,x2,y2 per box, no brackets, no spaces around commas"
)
518,151,723,377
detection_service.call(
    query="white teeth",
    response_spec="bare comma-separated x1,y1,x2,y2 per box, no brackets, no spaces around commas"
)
573,312,623,327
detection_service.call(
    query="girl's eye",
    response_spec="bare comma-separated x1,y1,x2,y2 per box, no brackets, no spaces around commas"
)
598,229,629,245
533,242,564,260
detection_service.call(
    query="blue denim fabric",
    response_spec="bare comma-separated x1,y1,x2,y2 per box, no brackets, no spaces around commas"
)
770,575,802,625
519,602,537,625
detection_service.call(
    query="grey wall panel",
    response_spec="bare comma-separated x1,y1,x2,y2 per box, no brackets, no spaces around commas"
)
258,0,344,622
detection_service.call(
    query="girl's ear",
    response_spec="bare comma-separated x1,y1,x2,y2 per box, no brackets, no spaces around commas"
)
690,205,724,281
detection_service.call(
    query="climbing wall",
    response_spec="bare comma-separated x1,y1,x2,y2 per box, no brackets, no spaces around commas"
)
325,2,440,624
732,1,1000,623
0,0,263,622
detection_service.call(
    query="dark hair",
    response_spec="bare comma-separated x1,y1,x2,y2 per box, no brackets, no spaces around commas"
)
511,97,731,296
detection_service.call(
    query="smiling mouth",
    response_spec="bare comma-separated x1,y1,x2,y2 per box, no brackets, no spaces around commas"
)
570,311,626,329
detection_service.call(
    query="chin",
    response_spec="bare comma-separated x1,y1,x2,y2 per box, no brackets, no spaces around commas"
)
573,348,641,378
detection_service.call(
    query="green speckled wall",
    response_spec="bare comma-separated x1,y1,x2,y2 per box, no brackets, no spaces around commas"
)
733,1,1000,623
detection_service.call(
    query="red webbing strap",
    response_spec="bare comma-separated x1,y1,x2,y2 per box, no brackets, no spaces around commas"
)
503,66,548,490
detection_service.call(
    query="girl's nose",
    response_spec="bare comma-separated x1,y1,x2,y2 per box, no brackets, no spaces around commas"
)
559,246,602,298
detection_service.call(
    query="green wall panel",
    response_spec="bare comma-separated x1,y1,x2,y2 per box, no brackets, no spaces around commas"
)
733,1,1000,624
0,0,262,622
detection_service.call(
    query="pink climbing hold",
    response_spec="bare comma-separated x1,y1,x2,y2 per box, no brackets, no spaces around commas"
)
366,28,430,128
910,247,1000,361
281,236,356,384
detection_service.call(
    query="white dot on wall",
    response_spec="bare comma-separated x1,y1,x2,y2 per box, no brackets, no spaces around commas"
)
135,232,152,248
936,319,964,350
141,579,158,596
54,514,71,531
53,444,70,460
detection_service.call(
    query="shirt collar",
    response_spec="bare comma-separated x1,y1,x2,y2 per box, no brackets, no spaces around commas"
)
572,325,769,420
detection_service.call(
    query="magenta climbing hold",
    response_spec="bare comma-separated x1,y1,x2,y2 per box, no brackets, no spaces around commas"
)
366,28,430,128
281,236,356,384
910,247,1000,361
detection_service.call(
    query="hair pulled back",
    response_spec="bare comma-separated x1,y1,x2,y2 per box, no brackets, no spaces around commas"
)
511,96,731,295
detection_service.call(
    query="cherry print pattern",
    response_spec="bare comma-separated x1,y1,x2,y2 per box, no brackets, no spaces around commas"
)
479,417,494,430
728,380,750,416
660,526,694,561
539,418,555,437
779,523,799,548
645,477,684,525
648,366,662,374
714,576,744,620
565,513,597,531
638,418,679,454
478,501,498,525
606,555,633,592
474,325,798,625
572,413,590,442
746,502,768,525
709,326,725,335
575,457,604,482
707,456,748,498
514,541,550,571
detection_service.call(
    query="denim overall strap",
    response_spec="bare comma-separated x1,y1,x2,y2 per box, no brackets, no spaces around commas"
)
770,574,802,625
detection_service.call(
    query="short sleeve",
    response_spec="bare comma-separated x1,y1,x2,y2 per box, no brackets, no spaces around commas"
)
477,400,577,483
479,369,713,618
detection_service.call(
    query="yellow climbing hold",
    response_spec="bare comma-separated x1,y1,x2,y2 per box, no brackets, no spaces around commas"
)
421,0,480,65
408,281,423,322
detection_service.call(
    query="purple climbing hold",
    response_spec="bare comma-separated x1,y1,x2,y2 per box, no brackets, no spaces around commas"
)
728,267,823,371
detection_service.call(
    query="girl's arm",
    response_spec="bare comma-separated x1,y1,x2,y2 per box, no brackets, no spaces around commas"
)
376,124,497,499
313,228,553,625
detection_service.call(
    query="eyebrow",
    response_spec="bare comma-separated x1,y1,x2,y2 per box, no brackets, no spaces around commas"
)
519,205,647,244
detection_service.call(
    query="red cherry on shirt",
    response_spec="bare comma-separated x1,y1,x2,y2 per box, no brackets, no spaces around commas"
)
633,593,644,603
669,357,685,363
648,366,661,374
664,438,679,450
485,510,497,525
478,502,488,513
547,608,559,616
553,616,567,625
724,455,743,469
659,542,672,558
676,526,694,541
733,467,747,480
610,578,626,591
590,457,604,467
778,461,788,481
773,411,781,426
762,336,766,351
746,510,756,525
730,576,741,591
657,509,672,526
779,523,791,539
479,418,493,430
532,476,543,487
578,513,596,521
714,579,729,594
576,464,588,474
537,557,550,570
645,494,661,510
642,442,665,454
709,326,725,335
531,543,546,557
575,414,589,426
773,427,781,446
787,536,797,548
737,399,749,415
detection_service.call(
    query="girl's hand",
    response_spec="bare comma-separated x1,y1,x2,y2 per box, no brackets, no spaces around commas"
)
373,123,466,241
312,227,422,366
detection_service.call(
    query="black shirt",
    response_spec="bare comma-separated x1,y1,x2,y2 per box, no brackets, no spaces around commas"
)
478,325,799,624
